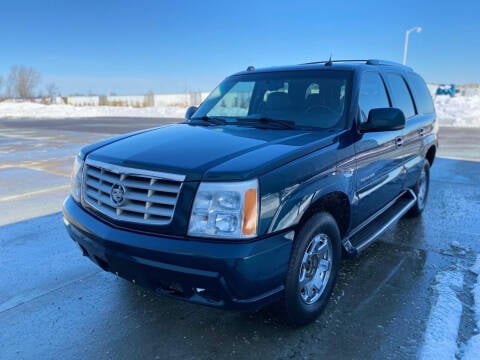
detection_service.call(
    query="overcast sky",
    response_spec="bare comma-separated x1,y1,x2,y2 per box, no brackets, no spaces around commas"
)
1,0,479,95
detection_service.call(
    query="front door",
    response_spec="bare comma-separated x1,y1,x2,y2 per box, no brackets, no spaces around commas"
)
352,71,404,232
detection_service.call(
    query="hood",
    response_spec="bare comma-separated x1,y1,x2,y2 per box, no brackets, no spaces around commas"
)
87,124,339,181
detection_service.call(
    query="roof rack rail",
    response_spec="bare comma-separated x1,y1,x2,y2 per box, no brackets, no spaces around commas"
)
366,59,413,71
302,59,368,65
366,59,401,66
301,59,413,70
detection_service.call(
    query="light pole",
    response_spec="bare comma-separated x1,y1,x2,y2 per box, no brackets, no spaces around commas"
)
403,26,422,65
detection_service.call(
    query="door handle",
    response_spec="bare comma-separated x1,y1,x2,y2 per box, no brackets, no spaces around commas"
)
419,128,425,136
395,137,403,147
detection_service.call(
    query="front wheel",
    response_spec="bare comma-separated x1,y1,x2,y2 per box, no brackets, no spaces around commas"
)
406,160,430,217
283,212,341,326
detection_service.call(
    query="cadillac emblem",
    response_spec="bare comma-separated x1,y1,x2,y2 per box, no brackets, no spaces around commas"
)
110,183,126,206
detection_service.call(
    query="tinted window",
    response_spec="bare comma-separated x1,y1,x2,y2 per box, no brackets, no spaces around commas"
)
407,73,435,114
194,70,352,129
209,81,254,117
358,72,390,123
385,73,415,118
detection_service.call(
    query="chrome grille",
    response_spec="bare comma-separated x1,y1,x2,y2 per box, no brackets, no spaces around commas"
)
82,159,184,225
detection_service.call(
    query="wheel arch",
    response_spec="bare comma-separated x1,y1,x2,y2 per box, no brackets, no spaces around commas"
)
426,145,436,166
298,191,351,238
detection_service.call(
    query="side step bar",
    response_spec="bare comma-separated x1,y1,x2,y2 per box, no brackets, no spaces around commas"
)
342,189,417,256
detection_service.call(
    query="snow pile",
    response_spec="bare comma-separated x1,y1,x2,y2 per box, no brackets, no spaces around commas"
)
471,256,480,276
1,95,480,127
464,336,480,360
0,101,187,119
464,255,480,359
434,95,480,127
419,270,464,360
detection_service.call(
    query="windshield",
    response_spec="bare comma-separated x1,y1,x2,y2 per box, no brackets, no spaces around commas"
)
192,70,352,129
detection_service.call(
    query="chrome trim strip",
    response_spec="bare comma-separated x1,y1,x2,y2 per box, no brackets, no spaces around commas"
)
85,158,186,182
356,165,403,200
404,155,423,171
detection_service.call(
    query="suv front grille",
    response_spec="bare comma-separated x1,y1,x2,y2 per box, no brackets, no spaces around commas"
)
82,159,185,225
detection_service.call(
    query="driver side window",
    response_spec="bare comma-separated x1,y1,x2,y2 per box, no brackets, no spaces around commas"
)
359,72,390,123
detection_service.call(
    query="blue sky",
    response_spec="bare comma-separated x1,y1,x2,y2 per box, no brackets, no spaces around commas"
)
1,0,479,95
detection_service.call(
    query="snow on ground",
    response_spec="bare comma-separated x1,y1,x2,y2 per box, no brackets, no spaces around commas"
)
0,94,479,127
464,335,480,360
471,256,480,276
434,95,480,127
422,256,480,359
0,101,186,119
419,270,464,360
472,257,480,325
464,255,480,359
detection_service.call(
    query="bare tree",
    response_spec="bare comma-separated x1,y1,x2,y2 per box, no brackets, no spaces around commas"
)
7,65,41,98
45,82,58,103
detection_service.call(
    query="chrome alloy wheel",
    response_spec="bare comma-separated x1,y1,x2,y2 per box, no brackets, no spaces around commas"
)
298,233,333,305
417,167,427,210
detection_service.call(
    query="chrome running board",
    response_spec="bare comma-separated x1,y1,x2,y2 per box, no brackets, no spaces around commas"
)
342,189,417,256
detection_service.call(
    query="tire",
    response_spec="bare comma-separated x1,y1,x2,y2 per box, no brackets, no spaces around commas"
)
283,212,342,326
406,160,430,217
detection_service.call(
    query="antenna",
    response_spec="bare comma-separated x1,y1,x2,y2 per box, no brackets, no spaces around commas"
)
325,55,333,66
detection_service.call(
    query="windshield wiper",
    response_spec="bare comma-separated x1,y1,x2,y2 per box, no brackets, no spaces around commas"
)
236,117,296,130
188,116,227,126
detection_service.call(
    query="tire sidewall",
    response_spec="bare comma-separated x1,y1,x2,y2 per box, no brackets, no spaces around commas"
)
416,160,430,211
284,212,342,325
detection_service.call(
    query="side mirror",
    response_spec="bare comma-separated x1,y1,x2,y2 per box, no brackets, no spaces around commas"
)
185,106,198,120
360,108,405,133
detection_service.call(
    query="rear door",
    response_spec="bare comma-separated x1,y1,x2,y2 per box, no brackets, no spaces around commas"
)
352,71,405,229
384,72,433,190
402,73,436,188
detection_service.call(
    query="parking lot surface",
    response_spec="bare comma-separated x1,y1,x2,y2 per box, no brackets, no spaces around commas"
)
1,118,479,359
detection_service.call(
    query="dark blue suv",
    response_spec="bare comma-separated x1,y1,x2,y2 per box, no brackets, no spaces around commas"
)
63,59,437,325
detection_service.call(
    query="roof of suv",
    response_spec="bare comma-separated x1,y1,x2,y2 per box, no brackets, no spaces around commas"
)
233,59,414,76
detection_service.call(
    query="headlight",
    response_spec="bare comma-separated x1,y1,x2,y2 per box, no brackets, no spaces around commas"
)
70,156,84,202
188,179,259,239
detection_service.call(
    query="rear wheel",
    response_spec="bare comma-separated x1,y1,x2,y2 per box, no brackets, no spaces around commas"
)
283,212,341,326
406,160,430,217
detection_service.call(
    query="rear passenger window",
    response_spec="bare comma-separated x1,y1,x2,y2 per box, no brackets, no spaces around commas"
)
385,73,415,119
407,73,435,114
358,72,390,123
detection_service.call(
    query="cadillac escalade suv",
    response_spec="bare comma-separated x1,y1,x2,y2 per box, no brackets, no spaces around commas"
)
63,59,437,325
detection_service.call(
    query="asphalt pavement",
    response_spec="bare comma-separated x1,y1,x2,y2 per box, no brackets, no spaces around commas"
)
1,117,479,359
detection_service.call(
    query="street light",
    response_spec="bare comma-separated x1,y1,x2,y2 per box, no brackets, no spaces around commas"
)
403,26,422,65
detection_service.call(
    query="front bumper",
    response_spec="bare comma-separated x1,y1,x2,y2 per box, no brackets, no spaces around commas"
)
62,196,293,310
